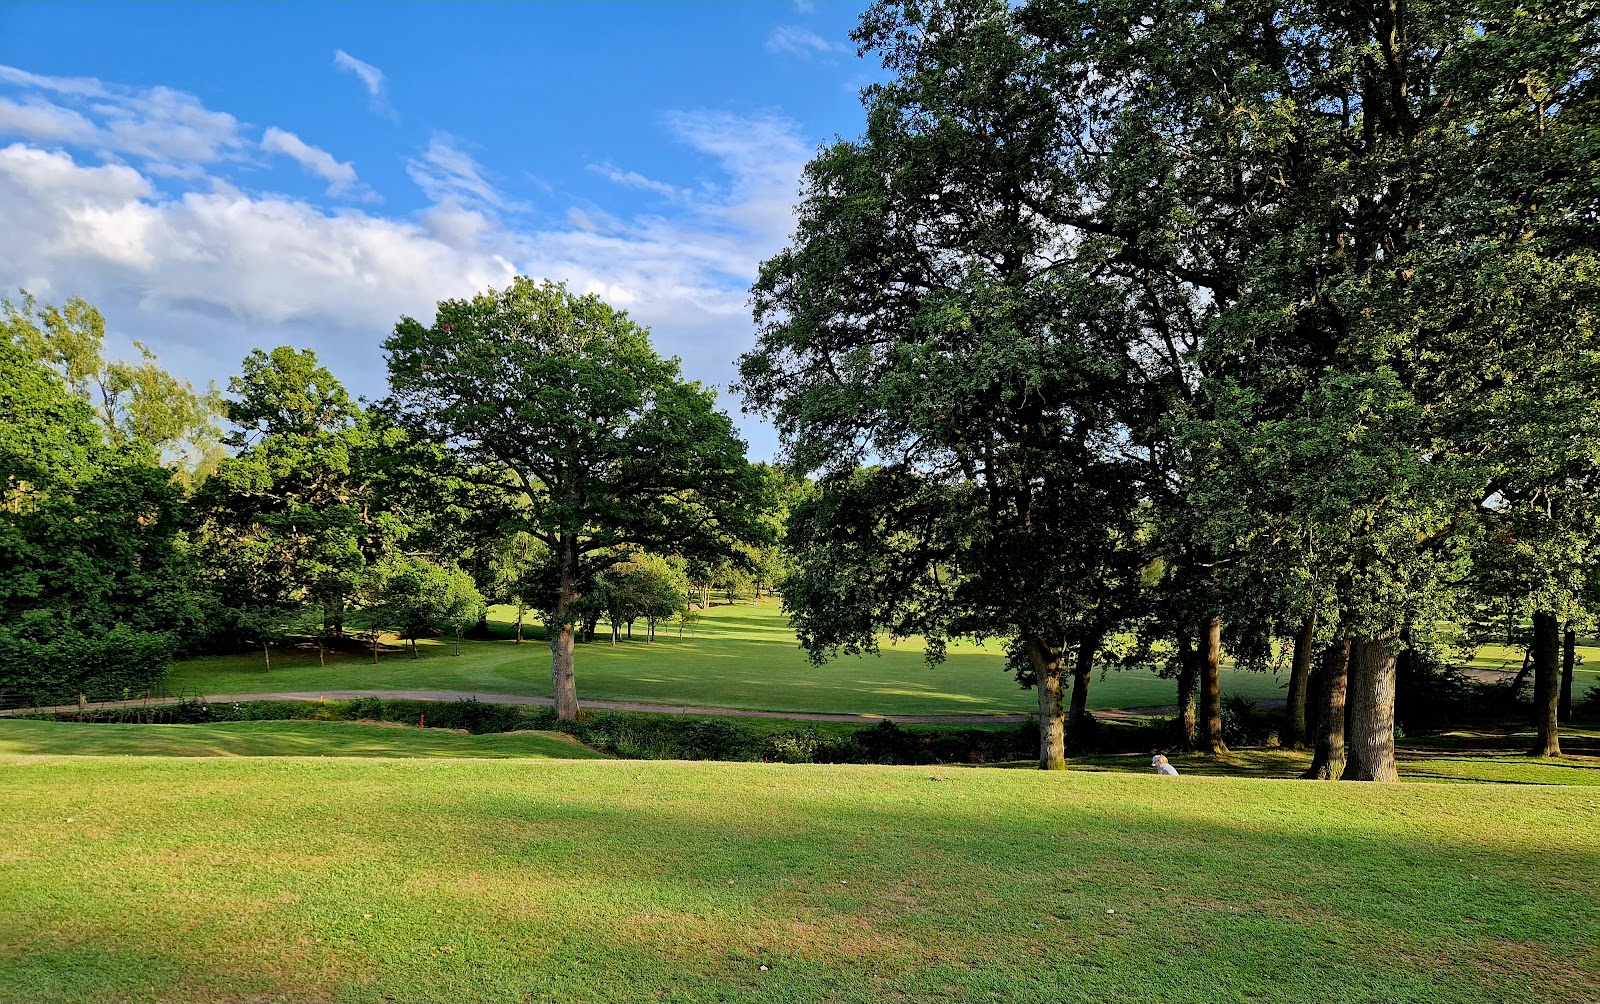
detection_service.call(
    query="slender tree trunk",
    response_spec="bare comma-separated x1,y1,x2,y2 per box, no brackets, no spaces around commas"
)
411,638,419,659
262,640,271,672
1510,647,1533,695
1531,610,1561,757
515,604,524,644
1342,631,1399,781
1198,614,1228,755
317,638,325,668
1174,634,1198,751
1559,622,1575,723
371,634,379,664
1029,640,1066,770
550,538,582,720
1304,633,1350,779
1285,612,1317,750
1064,635,1096,752
454,629,461,657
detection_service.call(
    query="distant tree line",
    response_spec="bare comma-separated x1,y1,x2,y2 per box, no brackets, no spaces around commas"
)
1,282,786,711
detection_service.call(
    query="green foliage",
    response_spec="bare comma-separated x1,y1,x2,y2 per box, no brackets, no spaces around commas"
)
1,291,222,480
0,341,194,703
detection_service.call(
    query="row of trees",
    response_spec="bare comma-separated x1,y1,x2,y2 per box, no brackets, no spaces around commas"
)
738,0,1600,775
2,284,788,711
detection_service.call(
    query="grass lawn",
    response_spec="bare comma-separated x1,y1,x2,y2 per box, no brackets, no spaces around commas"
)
164,600,1288,716
0,719,607,760
1,755,1596,1003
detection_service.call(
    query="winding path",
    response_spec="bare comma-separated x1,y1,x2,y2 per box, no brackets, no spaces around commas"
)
1,688,1226,724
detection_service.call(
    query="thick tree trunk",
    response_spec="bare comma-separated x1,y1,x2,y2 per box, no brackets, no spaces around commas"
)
1304,634,1349,779
1342,632,1399,781
549,540,582,720
1531,610,1561,757
1559,622,1575,723
1175,634,1198,751
1029,640,1066,770
1197,614,1227,755
1285,612,1317,750
1064,636,1096,752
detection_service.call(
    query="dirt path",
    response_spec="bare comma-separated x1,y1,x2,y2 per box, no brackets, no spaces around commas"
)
1,688,1211,725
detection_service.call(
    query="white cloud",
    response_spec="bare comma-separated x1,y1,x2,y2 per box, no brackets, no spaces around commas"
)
794,0,817,12
0,65,243,173
588,162,683,199
261,126,358,195
766,25,848,58
0,95,98,144
0,71,810,457
332,50,396,119
407,133,517,211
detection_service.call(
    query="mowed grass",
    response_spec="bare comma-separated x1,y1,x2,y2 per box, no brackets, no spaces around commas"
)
2,756,1596,1004
164,600,1287,716
0,719,607,760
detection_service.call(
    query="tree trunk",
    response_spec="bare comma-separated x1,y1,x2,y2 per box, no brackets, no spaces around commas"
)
1285,612,1317,750
1304,633,1349,780
410,637,419,659
317,638,325,668
262,640,271,672
371,634,379,664
515,604,524,644
1342,632,1399,781
454,629,461,656
1064,636,1096,752
1174,634,1198,751
1197,614,1228,755
1029,640,1066,770
1559,622,1575,723
549,539,582,720
1531,610,1561,757
1510,647,1533,696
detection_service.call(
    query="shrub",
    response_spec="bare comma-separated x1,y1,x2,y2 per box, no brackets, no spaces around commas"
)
767,728,824,764
345,696,385,721
1221,695,1277,747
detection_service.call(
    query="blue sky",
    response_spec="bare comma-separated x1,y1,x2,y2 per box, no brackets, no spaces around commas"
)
0,1,878,458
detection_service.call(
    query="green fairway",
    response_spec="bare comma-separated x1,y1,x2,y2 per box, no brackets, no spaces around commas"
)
0,756,1594,1003
163,600,1287,716
0,719,607,760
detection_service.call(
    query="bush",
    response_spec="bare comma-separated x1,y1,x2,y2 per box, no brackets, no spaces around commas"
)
1221,695,1277,747
767,728,824,764
345,696,385,721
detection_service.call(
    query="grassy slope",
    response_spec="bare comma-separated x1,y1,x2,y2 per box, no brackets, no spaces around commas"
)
0,719,607,760
1,756,1596,1004
164,601,1287,716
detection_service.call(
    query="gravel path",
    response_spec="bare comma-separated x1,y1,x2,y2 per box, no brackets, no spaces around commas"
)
1,688,1210,724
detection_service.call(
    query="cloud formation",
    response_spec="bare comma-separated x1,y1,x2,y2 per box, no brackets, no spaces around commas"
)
261,127,358,195
0,64,244,174
332,50,396,119
766,25,848,58
0,67,809,455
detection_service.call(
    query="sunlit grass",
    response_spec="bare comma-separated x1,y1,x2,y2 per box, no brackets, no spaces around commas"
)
1,756,1595,1003
165,600,1288,716
0,719,607,760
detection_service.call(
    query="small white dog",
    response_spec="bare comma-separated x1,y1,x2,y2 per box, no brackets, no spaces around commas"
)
1151,754,1179,777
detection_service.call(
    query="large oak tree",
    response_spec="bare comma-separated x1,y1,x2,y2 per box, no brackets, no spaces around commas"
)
385,278,765,718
